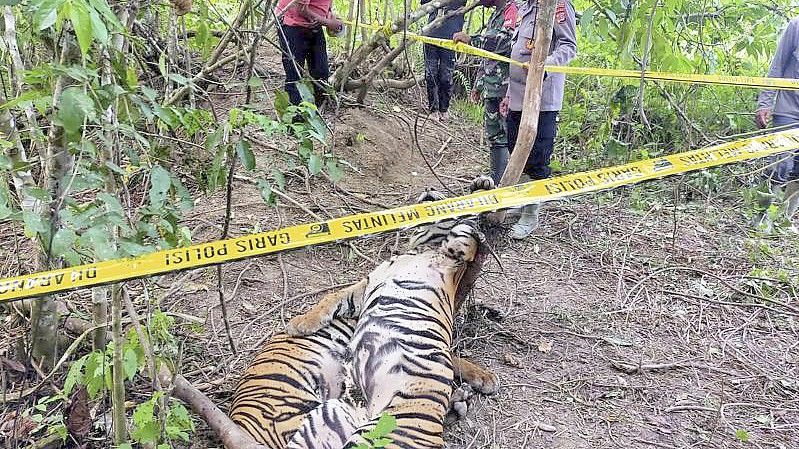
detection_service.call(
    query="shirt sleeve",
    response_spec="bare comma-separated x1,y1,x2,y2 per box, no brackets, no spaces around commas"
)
544,0,577,67
758,18,799,110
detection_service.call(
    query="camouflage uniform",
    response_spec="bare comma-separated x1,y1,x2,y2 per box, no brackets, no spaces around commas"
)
472,1,518,183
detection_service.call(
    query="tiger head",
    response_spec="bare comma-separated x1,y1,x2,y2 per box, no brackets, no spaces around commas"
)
440,220,481,264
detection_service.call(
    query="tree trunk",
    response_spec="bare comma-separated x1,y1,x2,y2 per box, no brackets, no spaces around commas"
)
491,0,557,221
31,36,76,372
462,0,558,302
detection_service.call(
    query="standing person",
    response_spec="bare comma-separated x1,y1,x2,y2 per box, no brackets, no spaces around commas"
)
453,0,519,184
754,17,799,226
275,0,343,106
500,0,577,239
422,0,467,121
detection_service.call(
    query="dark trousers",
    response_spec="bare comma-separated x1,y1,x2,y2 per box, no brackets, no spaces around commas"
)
506,110,559,180
423,44,455,113
769,114,799,183
277,23,330,105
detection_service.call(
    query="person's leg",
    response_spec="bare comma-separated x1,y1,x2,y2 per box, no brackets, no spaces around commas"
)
484,97,508,184
785,150,799,219
307,28,331,106
438,48,456,117
768,115,797,184
505,110,521,155
277,24,309,106
753,115,799,229
423,44,440,115
510,111,558,239
524,111,559,180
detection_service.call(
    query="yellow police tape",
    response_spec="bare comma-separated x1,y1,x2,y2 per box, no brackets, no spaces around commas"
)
1,128,799,303
344,20,799,91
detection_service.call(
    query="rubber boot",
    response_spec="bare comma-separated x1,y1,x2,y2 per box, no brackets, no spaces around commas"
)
510,203,540,239
785,180,799,219
751,189,777,232
505,173,530,218
490,145,509,185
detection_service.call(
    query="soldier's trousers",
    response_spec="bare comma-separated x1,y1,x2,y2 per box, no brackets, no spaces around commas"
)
484,97,509,183
506,110,558,180
423,44,455,112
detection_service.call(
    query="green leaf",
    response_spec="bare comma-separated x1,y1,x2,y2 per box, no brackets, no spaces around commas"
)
63,355,88,396
271,168,285,190
22,210,49,235
86,0,121,29
122,347,139,380
69,1,93,57
366,413,396,439
274,90,290,120
119,240,151,257
326,158,344,182
81,225,116,260
149,165,171,207
87,6,109,45
51,228,77,257
247,76,264,88
307,153,322,175
57,87,96,137
735,429,750,442
0,184,13,220
256,179,275,205
33,0,64,30
236,140,255,171
22,187,52,202
296,82,315,104
158,52,167,78
0,154,12,169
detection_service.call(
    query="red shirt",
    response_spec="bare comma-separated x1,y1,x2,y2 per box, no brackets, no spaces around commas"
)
276,0,332,28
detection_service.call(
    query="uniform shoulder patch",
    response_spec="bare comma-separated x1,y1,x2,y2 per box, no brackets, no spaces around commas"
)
503,3,518,29
555,1,567,23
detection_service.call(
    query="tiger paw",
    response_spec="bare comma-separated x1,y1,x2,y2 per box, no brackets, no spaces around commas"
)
286,314,325,336
445,384,474,425
469,175,495,193
467,369,499,395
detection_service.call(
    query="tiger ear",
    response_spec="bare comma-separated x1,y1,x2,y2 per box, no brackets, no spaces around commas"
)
416,187,446,203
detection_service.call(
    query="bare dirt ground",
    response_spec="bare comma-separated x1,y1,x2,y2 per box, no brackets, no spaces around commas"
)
2,44,799,449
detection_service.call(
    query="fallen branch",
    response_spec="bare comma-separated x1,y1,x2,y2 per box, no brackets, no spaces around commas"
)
158,367,268,449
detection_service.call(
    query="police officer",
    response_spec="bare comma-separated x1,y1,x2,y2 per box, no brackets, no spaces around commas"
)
754,17,799,228
500,0,577,239
453,0,519,184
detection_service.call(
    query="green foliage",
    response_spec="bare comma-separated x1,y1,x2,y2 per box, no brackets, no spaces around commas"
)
354,413,397,449
735,428,750,442
131,392,195,445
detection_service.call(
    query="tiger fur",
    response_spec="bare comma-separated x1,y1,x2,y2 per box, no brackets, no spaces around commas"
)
230,318,363,448
230,177,498,449
286,220,486,448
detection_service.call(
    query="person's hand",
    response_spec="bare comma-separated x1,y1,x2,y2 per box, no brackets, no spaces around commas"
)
326,17,343,33
755,107,772,129
470,89,480,103
499,96,509,117
452,31,470,44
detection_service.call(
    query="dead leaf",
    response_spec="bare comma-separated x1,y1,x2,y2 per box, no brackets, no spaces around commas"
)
66,387,92,439
0,410,36,440
242,301,258,315
537,340,553,353
502,353,521,368
1,357,26,373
